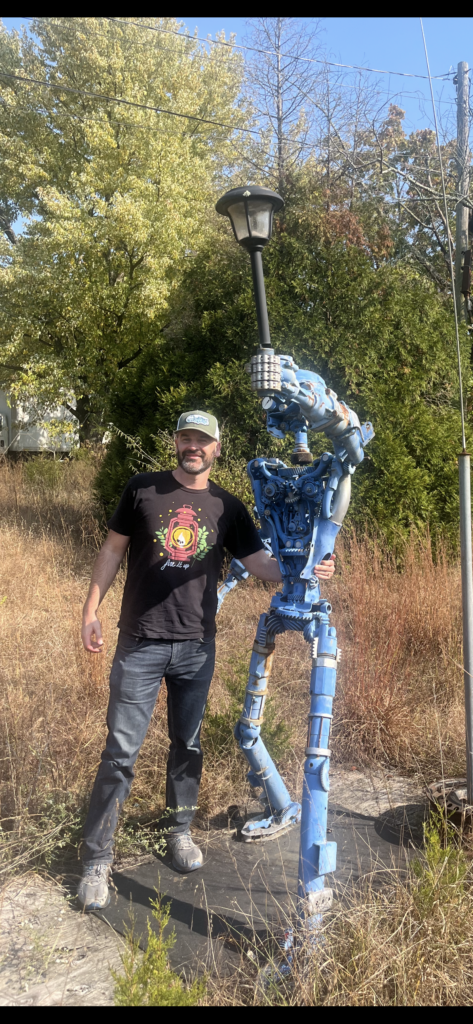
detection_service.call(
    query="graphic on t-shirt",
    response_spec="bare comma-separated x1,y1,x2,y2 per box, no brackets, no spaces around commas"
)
155,503,214,568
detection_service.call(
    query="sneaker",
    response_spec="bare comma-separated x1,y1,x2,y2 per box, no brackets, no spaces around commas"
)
167,831,203,873
77,862,111,911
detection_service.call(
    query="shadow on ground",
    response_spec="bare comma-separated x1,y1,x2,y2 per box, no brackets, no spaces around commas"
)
93,799,428,974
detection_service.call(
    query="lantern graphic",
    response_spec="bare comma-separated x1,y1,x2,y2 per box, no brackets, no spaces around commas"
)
164,505,199,562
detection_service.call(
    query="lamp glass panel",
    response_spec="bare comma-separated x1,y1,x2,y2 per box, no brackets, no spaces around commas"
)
247,199,272,240
227,202,249,242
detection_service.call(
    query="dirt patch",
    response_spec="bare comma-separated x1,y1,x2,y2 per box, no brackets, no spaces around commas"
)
0,872,124,1006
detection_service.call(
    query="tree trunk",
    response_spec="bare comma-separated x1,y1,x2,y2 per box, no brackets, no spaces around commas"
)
326,77,331,213
276,18,285,196
74,394,105,447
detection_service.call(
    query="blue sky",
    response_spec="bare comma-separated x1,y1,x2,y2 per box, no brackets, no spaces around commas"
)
1,17,469,136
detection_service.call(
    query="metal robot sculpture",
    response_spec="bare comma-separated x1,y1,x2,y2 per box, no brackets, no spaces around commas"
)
217,349,374,939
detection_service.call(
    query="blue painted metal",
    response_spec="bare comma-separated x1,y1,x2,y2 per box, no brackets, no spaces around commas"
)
217,349,374,937
216,558,249,613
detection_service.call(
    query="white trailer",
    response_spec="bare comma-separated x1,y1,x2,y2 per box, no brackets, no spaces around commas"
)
0,391,77,454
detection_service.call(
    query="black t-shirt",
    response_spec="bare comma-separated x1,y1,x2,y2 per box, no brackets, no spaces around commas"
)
107,470,264,640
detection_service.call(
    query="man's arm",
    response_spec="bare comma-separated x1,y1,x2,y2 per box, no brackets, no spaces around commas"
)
241,549,336,582
81,529,130,652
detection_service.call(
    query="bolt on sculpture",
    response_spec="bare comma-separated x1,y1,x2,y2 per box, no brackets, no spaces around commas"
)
216,187,374,941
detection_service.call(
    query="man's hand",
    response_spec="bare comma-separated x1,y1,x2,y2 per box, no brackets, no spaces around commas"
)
313,553,336,580
81,529,130,652
240,549,336,583
82,614,104,653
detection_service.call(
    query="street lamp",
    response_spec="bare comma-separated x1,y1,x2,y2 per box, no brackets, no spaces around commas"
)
216,185,283,350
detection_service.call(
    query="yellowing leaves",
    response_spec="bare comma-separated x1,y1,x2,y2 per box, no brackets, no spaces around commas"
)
0,17,247,437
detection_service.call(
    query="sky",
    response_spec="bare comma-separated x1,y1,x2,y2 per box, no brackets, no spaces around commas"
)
1,17,470,137
179,17,466,133
179,17,469,135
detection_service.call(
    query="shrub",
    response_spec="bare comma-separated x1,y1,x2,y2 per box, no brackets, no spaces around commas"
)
113,892,205,1006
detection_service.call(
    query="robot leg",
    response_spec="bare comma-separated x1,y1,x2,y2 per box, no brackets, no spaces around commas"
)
298,615,339,934
234,615,301,841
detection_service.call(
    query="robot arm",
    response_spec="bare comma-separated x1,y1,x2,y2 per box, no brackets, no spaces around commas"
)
216,557,249,614
217,535,272,613
219,351,373,613
247,351,374,468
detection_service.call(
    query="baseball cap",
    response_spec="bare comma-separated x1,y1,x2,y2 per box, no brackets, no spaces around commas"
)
175,410,220,442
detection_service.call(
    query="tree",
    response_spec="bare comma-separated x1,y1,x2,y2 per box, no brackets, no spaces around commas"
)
97,174,469,542
241,17,323,196
0,17,246,442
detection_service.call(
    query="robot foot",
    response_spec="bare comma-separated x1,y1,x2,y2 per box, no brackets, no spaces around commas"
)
240,802,301,842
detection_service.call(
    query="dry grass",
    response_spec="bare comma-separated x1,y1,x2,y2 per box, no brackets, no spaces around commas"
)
200,819,473,1006
1,456,472,1005
331,531,465,776
0,457,467,868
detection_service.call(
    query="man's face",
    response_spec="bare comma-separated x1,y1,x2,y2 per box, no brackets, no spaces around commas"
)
174,429,220,475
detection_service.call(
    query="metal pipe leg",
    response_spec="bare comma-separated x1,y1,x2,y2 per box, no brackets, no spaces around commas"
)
298,615,339,933
234,614,301,841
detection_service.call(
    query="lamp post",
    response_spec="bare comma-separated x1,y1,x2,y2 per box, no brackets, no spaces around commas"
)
216,186,284,350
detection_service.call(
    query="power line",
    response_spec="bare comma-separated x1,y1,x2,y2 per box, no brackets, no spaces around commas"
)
0,31,460,168
20,16,454,81
0,72,460,166
32,15,242,69
0,70,260,135
35,109,238,141
105,17,454,81
0,70,366,154
34,12,446,104
25,15,461,110
15,17,459,125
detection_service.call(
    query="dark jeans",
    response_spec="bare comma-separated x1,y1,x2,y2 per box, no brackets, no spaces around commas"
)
82,632,215,864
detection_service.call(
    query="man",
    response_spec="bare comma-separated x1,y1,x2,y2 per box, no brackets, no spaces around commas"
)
78,410,335,911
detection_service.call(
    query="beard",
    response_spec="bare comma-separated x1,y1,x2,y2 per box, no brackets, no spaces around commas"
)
177,448,216,475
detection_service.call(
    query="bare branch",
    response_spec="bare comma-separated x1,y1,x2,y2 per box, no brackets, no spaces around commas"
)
117,347,142,370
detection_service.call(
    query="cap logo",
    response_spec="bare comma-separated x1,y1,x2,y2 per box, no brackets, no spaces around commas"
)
185,414,209,425
243,190,251,196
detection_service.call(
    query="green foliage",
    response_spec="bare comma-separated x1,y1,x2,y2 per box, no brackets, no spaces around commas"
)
96,176,468,542
0,16,464,541
23,457,64,491
0,795,171,877
0,801,84,877
411,813,469,919
114,817,170,862
0,17,246,442
113,892,205,1006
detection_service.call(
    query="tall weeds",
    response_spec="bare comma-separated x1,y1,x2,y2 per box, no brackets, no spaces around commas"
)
0,458,467,874
201,819,473,1006
331,531,465,775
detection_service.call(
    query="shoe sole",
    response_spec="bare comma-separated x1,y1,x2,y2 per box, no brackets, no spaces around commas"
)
241,820,299,842
170,856,203,873
77,893,111,912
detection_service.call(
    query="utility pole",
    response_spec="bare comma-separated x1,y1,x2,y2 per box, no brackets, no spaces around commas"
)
455,61,473,806
421,22,473,816
455,61,470,323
